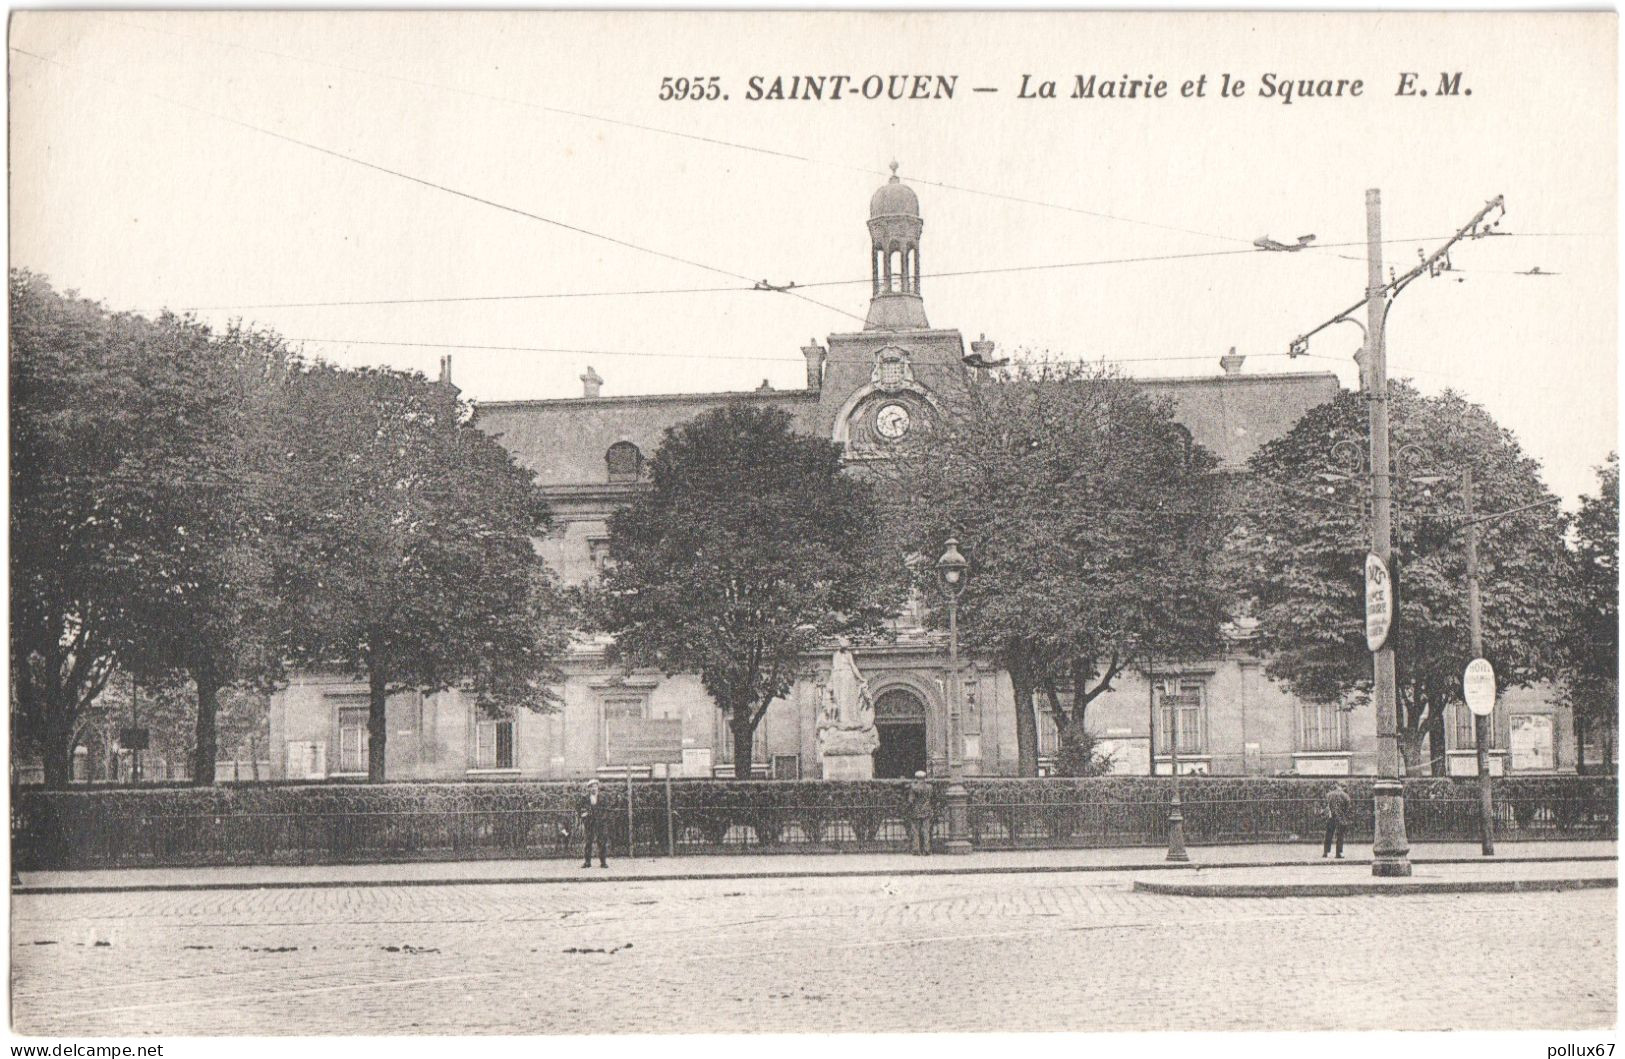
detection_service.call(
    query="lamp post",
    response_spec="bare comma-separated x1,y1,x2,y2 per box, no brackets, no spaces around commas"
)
936,538,972,854
1159,676,1190,861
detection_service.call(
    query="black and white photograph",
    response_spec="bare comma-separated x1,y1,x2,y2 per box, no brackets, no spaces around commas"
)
6,10,1618,1051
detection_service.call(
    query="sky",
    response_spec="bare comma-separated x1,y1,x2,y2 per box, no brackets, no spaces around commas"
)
9,11,1617,506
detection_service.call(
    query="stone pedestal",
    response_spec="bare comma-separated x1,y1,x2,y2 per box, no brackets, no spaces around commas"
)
821,753,875,781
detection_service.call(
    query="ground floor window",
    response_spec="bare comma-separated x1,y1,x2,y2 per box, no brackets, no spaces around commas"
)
1299,702,1349,752
476,718,515,769
1156,680,1208,755
337,705,369,774
1452,703,1500,750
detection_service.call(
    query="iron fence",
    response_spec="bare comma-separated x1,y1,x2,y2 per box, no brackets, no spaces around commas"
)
13,775,1613,870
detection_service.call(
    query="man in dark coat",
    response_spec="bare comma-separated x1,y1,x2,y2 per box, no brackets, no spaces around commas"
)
577,778,610,868
1323,782,1351,859
907,770,935,856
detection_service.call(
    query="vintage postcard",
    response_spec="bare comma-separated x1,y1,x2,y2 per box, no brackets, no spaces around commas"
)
7,11,1617,1054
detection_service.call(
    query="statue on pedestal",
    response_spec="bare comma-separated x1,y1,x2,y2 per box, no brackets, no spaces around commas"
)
817,638,879,779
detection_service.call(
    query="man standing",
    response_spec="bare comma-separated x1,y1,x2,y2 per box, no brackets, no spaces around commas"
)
1323,782,1351,859
577,778,610,868
907,770,935,856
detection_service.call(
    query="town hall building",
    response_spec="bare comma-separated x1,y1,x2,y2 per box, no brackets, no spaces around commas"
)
269,170,1577,783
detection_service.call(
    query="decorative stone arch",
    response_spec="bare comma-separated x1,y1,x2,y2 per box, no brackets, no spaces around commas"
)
867,672,946,777
830,381,945,449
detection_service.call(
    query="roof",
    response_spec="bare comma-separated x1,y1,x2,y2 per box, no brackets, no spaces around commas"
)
1138,371,1341,466
475,386,819,487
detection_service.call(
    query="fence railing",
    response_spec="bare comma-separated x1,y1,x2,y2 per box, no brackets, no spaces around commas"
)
12,776,1614,870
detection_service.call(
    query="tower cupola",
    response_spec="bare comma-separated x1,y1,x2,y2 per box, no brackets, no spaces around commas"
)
865,162,929,330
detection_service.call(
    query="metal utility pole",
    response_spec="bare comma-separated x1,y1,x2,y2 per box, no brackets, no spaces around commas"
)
1364,189,1412,878
1462,470,1496,855
1292,190,1506,880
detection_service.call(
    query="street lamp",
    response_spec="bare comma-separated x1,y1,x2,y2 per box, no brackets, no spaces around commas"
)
935,538,972,854
1155,675,1190,862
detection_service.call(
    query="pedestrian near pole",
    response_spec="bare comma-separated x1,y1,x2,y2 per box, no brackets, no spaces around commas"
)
1462,469,1497,855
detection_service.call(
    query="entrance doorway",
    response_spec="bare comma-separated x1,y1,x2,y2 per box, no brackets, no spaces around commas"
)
871,687,929,779
874,723,926,779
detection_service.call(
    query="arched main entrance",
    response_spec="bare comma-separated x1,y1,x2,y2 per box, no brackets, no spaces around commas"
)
872,687,928,779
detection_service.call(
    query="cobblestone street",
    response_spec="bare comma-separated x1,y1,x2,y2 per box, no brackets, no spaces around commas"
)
11,867,1616,1035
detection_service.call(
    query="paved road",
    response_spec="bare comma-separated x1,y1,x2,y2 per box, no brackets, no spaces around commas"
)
11,869,1616,1035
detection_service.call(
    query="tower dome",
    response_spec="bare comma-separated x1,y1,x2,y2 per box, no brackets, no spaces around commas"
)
864,162,928,331
870,170,920,218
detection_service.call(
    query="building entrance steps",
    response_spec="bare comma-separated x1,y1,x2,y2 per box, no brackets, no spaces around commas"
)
14,840,1615,895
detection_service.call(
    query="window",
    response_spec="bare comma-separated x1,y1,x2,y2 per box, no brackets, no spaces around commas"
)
1299,702,1350,752
337,706,369,774
1155,680,1207,755
475,718,515,770
606,442,643,483
602,694,647,760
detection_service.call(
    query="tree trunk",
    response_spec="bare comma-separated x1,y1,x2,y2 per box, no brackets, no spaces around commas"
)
1575,714,1588,776
191,664,222,787
368,665,389,782
1009,658,1039,777
1605,723,1616,777
249,735,261,782
1426,704,1448,776
1398,729,1426,776
731,709,757,779
40,706,76,790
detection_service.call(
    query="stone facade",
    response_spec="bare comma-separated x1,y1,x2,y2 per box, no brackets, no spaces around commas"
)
267,171,1578,782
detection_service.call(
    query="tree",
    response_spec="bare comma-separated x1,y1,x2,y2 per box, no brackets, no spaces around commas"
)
9,271,212,787
272,363,571,781
599,404,900,778
1560,454,1617,774
884,360,1230,776
1231,383,1572,774
127,318,295,785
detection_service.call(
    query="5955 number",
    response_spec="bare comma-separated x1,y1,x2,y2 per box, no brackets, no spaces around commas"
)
659,76,725,101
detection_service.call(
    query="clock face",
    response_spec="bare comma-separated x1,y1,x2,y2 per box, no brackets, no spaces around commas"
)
875,403,911,440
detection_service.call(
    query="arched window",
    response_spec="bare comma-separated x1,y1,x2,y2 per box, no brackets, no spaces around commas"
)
606,441,643,483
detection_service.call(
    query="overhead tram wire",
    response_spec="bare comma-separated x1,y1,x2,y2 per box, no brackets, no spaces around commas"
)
90,13,1251,248
9,44,873,333
165,231,1584,314
286,334,1317,370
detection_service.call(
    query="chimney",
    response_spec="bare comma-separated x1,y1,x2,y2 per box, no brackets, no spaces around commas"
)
802,341,825,390
437,355,459,397
757,379,773,392
580,366,603,398
1220,347,1246,375
970,334,995,360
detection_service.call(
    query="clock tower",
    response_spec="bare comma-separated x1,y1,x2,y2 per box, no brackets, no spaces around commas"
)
810,166,974,459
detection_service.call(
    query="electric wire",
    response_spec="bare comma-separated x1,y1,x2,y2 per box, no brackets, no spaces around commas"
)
87,13,1251,247
8,44,874,334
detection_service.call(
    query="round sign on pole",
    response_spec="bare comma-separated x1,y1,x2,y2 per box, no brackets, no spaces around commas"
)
1364,553,1393,652
1464,658,1496,716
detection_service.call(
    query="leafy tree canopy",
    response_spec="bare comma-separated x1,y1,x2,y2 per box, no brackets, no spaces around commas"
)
1230,381,1572,773
1558,453,1618,772
272,363,571,780
883,359,1230,776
